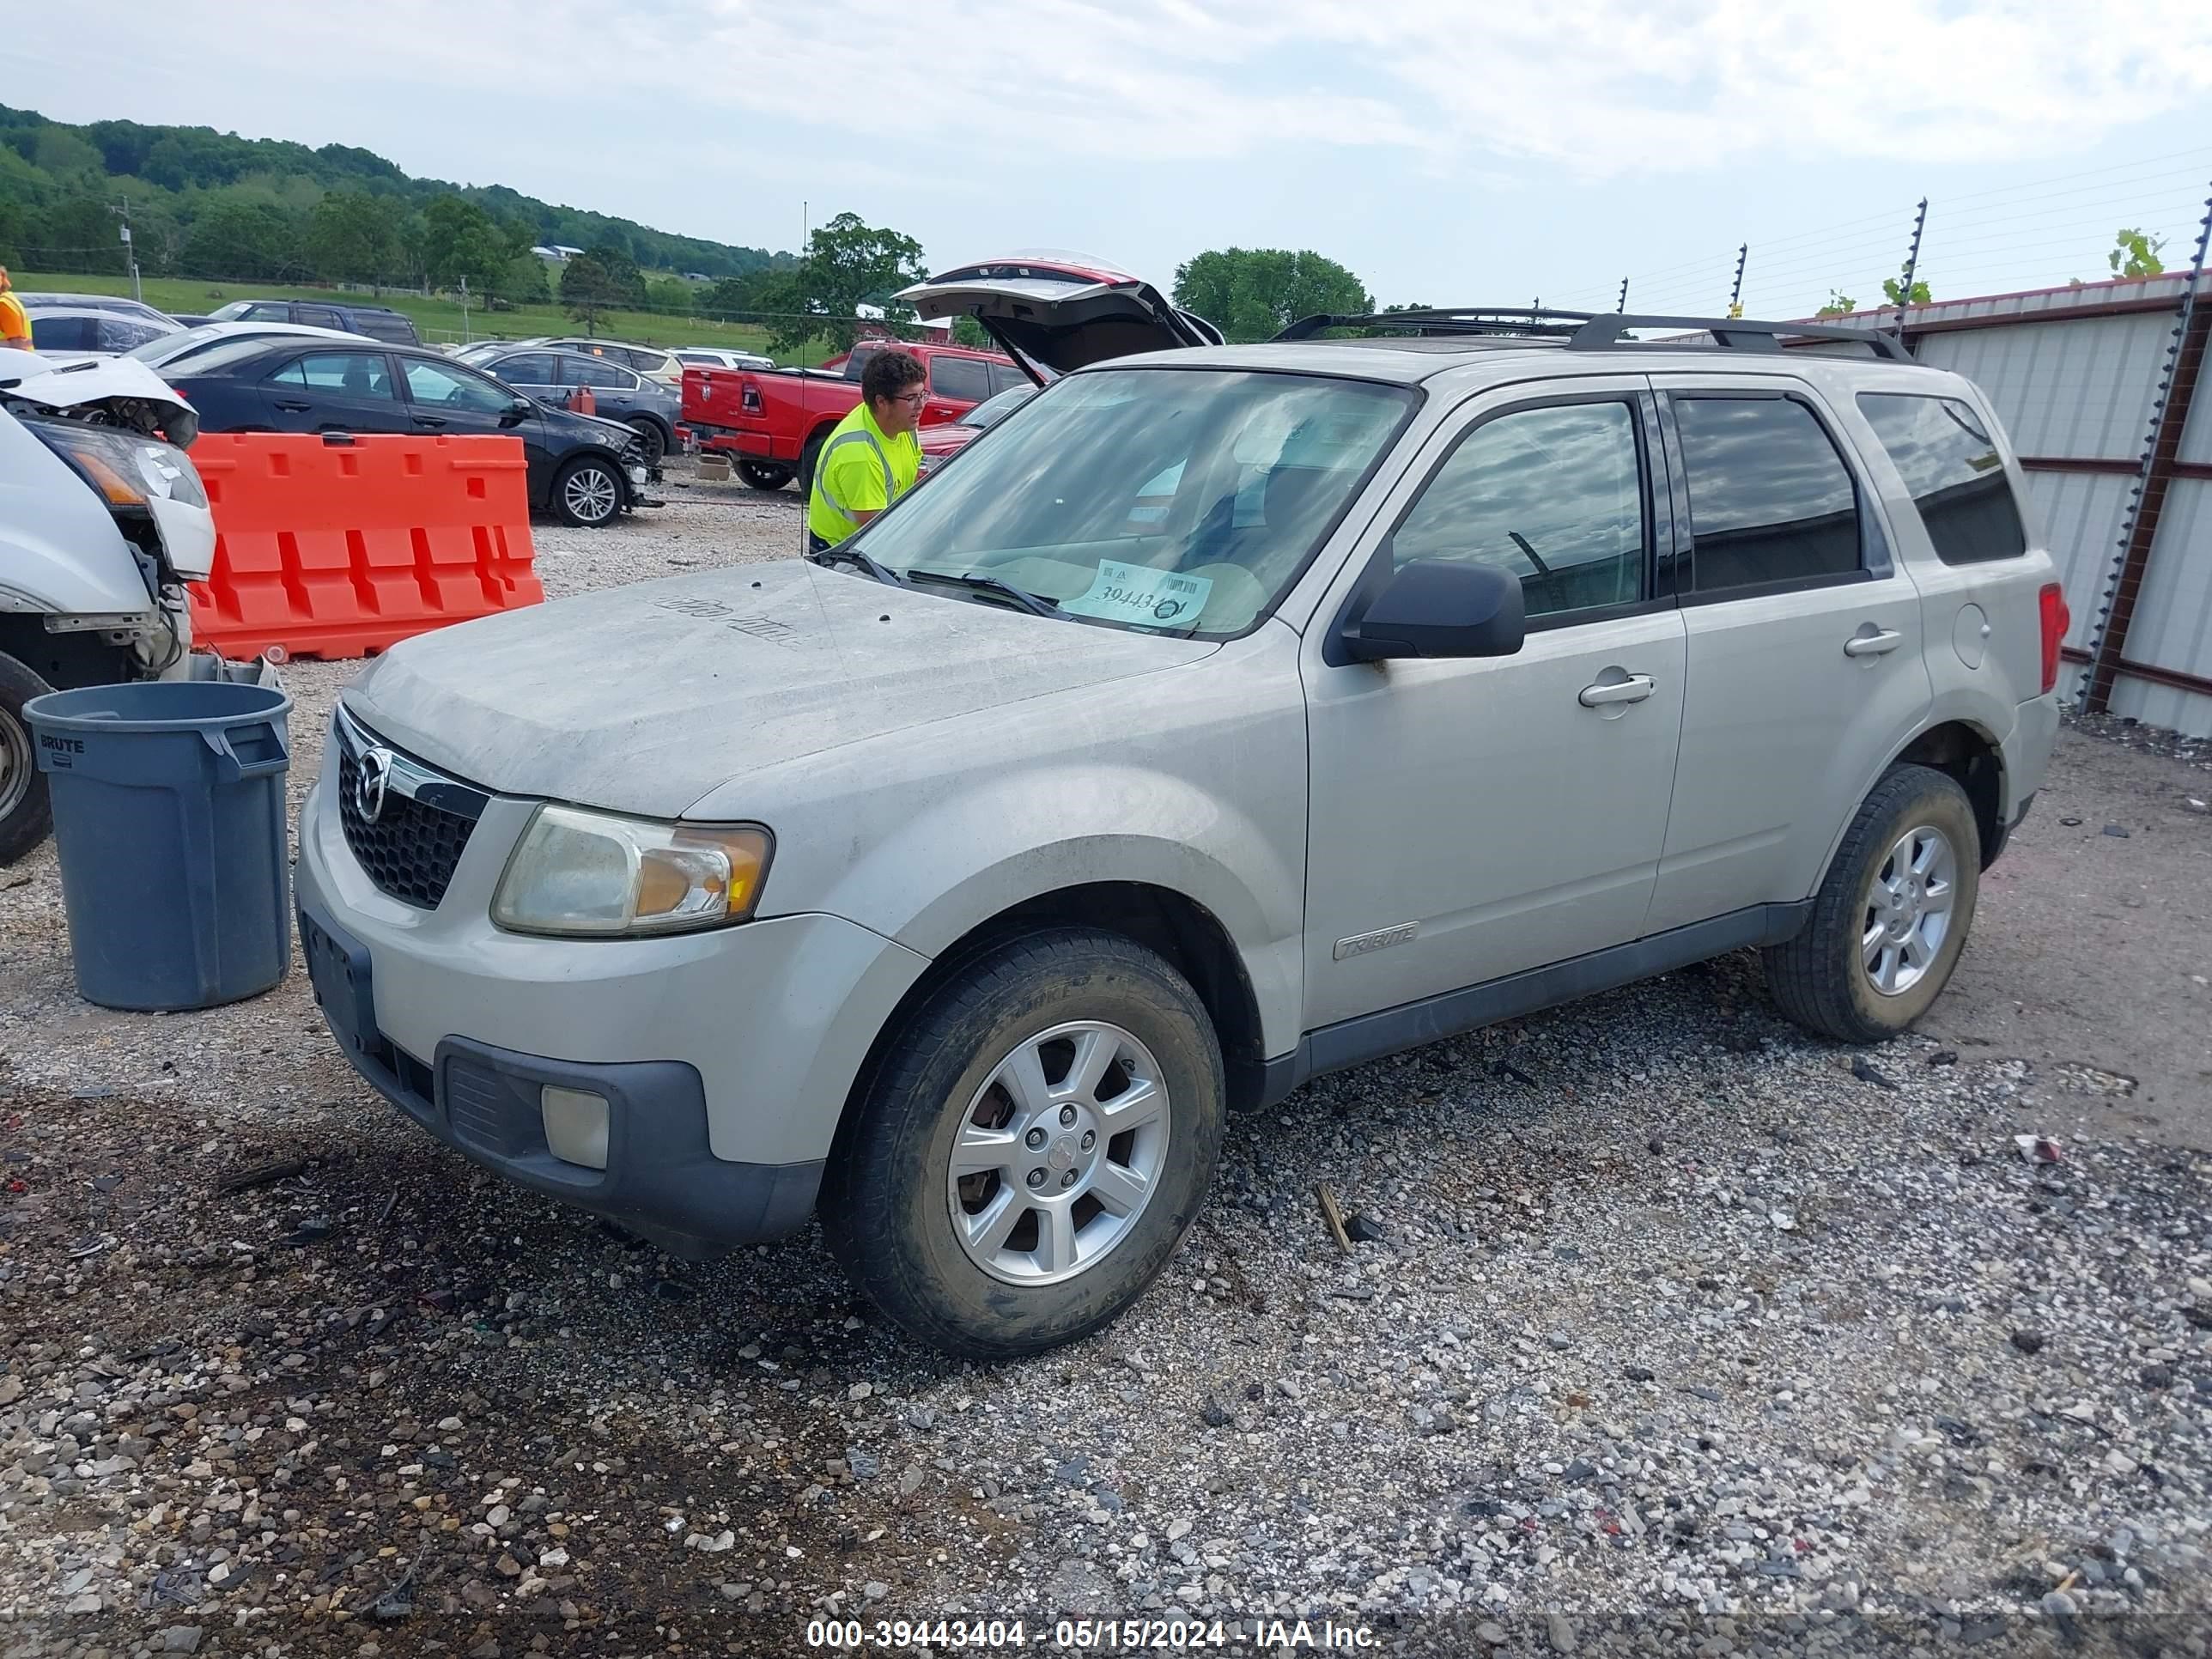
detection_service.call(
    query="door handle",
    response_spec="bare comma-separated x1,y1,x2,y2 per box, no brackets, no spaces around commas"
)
412,415,447,429
273,399,312,412
1578,674,1656,708
1844,628,1904,658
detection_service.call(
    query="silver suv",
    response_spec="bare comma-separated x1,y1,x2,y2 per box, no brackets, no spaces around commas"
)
295,292,2066,1359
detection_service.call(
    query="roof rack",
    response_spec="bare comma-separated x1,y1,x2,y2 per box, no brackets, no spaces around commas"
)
1273,307,1914,362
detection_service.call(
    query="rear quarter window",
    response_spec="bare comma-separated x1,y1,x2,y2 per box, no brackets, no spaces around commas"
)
1856,392,2028,565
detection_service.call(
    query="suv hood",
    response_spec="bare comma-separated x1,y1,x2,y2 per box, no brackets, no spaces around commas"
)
343,559,1218,817
898,252,1222,382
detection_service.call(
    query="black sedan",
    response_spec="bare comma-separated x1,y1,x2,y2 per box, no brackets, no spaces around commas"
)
453,343,682,465
165,338,658,527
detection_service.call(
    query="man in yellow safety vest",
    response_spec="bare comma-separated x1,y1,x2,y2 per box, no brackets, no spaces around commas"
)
805,348,925,550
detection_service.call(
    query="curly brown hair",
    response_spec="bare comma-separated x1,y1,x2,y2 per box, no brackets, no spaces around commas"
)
860,347,927,407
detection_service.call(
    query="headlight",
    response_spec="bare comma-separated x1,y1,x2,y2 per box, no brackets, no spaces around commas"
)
491,805,771,938
28,420,207,509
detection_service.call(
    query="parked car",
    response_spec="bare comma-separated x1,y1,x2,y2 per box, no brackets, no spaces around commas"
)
673,346,774,373
166,338,657,527
682,338,1034,492
297,289,2063,1360
114,320,376,372
24,303,183,355
453,343,681,464
915,380,1037,478
16,292,181,326
532,337,685,386
0,357,216,863
208,299,422,346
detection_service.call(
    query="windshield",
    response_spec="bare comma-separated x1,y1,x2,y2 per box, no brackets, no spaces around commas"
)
958,385,1035,429
855,368,1413,638
209,301,253,322
128,325,224,364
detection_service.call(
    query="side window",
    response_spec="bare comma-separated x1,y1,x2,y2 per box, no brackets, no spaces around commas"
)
100,319,169,350
1856,392,2027,565
1392,400,1647,620
295,352,396,399
489,353,559,386
565,357,633,389
843,346,878,383
989,362,1032,398
929,356,991,404
403,360,517,412
1674,396,1861,593
241,303,292,323
295,306,345,330
30,317,94,350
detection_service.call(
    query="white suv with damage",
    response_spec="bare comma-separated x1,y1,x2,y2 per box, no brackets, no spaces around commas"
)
295,276,2066,1359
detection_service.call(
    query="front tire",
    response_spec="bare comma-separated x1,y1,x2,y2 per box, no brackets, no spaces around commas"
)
0,653,57,866
1765,763,1980,1043
552,456,623,528
821,930,1224,1360
624,417,667,467
796,431,826,495
738,460,793,491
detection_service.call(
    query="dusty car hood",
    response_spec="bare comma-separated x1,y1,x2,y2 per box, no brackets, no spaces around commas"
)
343,560,1218,817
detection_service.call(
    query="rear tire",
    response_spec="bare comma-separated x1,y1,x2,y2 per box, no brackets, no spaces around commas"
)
0,653,57,867
1764,763,1980,1043
820,930,1224,1360
552,456,623,528
738,460,793,491
797,431,826,495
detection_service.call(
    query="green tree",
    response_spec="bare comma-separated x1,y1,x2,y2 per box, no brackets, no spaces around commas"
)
501,252,548,304
2109,228,2166,278
701,271,762,319
28,192,129,275
179,194,303,280
951,316,995,349
1816,289,1858,319
561,252,625,335
584,241,647,307
645,275,694,318
1172,248,1371,343
421,195,509,295
1881,275,1931,306
306,190,404,289
763,212,927,353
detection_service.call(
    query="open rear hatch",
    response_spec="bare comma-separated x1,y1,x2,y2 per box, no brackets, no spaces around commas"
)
897,252,1223,384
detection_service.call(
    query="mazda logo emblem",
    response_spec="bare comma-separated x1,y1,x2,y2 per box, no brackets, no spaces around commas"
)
356,746,396,823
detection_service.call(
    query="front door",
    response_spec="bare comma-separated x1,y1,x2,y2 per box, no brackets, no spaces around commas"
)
1643,379,1934,932
1302,381,1688,1029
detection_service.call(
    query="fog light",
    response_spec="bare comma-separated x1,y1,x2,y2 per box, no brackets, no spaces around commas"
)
541,1085,610,1170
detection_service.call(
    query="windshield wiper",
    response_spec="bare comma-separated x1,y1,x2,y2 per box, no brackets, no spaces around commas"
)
810,544,903,586
904,569,1060,617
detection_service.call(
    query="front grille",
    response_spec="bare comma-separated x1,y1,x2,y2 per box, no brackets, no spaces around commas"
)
333,710,486,910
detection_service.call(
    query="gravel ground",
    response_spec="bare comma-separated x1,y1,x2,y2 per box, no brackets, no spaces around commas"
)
3,470,2209,1657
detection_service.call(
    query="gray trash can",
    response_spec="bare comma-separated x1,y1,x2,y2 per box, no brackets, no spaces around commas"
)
26,679,294,1012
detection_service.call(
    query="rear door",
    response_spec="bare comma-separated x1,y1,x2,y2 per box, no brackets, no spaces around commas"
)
259,349,410,434
1644,377,1934,933
489,351,565,405
295,304,347,331
560,354,641,419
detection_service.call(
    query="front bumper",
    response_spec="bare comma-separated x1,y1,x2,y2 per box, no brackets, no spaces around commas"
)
295,743,931,1252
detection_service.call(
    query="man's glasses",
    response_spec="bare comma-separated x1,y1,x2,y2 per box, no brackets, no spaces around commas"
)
892,390,928,405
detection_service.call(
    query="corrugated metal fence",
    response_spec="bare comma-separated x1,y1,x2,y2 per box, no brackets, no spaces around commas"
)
1864,266,2212,734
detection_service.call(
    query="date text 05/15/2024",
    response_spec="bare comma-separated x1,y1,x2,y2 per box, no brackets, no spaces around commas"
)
803,1617,1381,1650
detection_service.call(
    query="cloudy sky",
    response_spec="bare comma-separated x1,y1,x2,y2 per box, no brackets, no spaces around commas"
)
16,0,2212,316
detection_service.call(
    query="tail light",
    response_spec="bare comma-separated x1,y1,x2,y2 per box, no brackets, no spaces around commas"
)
740,383,763,415
2038,582,2069,694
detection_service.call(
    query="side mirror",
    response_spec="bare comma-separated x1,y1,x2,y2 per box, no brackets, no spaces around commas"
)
1339,559,1526,662
501,396,532,426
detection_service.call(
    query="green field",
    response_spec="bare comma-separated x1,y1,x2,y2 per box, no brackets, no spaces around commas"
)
16,270,840,366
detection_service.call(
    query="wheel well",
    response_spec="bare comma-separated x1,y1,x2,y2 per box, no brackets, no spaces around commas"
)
845,883,1270,1124
1896,721,2003,866
0,619,135,691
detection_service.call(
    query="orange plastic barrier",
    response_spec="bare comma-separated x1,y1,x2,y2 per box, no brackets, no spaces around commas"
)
185,433,544,660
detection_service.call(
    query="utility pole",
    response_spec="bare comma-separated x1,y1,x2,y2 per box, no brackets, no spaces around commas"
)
110,196,142,304
1617,277,1629,313
801,200,809,255
1729,244,1748,318
459,276,471,344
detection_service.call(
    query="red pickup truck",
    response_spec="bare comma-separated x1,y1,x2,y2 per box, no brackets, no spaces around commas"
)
683,338,1031,491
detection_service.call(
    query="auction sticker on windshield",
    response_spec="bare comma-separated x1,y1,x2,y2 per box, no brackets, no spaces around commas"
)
1060,560,1213,628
